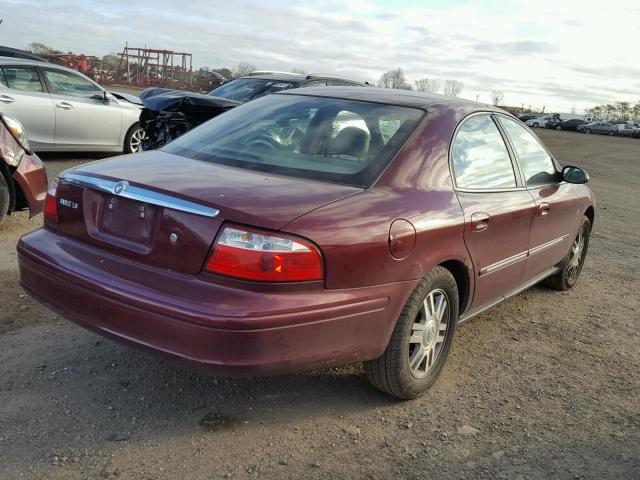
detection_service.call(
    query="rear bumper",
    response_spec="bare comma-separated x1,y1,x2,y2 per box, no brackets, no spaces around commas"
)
18,228,416,375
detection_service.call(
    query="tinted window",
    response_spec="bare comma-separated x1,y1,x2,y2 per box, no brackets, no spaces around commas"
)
1,66,43,92
451,115,516,189
43,69,103,99
208,78,298,102
164,94,424,188
498,116,557,186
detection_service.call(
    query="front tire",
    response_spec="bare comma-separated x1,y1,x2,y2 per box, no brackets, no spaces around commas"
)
555,125,562,130
533,122,539,128
124,123,145,154
543,216,591,291
0,173,10,225
365,266,459,399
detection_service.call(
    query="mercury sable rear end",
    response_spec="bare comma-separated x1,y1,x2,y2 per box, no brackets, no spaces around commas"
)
18,88,594,399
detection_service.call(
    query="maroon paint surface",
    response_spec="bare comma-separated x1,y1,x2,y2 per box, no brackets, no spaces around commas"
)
17,93,594,375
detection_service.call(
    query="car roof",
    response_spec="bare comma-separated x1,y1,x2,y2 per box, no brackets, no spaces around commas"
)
0,56,92,77
238,72,367,86
277,86,503,111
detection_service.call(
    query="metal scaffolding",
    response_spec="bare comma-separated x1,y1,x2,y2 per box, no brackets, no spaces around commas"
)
116,43,193,87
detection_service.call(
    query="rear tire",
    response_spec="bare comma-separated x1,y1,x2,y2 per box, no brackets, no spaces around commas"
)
0,173,10,225
585,128,591,134
555,125,562,130
124,123,145,154
365,266,459,399
533,122,539,128
609,130,615,136
543,216,591,291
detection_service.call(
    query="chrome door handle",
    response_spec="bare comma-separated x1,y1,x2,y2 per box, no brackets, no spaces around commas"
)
471,212,490,232
538,202,550,217
0,94,15,103
56,102,73,110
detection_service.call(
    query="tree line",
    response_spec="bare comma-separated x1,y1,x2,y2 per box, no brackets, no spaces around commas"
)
377,68,464,97
585,101,640,121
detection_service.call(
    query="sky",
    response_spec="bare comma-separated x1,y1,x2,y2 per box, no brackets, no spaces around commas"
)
1,0,639,112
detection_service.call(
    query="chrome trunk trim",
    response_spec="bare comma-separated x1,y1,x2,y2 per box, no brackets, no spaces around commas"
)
59,172,219,218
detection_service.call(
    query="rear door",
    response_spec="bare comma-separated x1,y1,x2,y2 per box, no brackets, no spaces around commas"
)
451,114,536,310
497,115,579,280
40,67,123,149
0,65,55,148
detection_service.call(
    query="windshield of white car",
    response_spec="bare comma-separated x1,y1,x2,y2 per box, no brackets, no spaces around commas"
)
164,94,424,188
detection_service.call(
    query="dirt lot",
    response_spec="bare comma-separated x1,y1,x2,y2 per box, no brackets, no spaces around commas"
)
1,130,638,480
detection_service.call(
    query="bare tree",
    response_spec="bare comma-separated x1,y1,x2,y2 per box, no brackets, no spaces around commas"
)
490,90,504,106
414,78,440,94
442,79,464,97
27,42,61,56
378,68,412,90
234,62,257,78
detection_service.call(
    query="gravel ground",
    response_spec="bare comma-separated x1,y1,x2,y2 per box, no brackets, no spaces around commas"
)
1,130,638,480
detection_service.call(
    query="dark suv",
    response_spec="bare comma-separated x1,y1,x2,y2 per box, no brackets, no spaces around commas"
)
207,72,368,103
140,72,367,150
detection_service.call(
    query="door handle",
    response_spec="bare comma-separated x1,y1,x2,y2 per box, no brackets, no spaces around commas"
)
0,94,15,103
56,102,73,110
471,212,490,232
538,202,551,217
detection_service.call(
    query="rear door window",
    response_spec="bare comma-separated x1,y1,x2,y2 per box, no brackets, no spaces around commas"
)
498,116,557,187
1,66,44,92
451,114,517,189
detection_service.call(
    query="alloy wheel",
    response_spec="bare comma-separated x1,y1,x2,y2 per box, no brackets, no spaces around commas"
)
408,289,449,379
129,128,146,152
567,229,585,281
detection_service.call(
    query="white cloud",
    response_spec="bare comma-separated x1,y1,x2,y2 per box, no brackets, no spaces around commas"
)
1,0,638,112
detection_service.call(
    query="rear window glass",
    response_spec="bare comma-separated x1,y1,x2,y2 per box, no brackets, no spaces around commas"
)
1,66,43,92
164,94,424,188
208,78,298,102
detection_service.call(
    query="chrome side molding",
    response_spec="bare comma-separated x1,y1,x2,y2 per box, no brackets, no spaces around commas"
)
479,234,570,277
60,172,219,218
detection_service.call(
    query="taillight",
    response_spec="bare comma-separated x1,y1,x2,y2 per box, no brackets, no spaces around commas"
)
43,179,59,223
205,225,322,282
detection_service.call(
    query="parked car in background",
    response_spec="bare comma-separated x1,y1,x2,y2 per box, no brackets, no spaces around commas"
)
0,57,144,153
517,114,538,123
578,121,618,135
140,72,368,150
546,118,585,131
618,123,640,138
0,113,47,224
19,87,594,399
526,116,552,128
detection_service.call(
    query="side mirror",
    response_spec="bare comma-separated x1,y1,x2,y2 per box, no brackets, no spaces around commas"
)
562,165,589,184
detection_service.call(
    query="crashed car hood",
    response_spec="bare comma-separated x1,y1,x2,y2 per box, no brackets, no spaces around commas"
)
139,87,241,114
110,91,142,105
66,151,361,230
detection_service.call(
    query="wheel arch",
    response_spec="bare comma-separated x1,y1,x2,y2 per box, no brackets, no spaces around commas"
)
439,259,471,314
584,205,595,228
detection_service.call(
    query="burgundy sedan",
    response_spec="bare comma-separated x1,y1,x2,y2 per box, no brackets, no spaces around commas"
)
17,88,594,399
0,114,48,223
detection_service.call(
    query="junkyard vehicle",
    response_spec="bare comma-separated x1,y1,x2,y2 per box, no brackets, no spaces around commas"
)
526,116,552,128
618,123,640,138
139,72,367,150
0,57,144,153
18,88,594,399
545,119,585,131
0,113,47,224
578,121,618,135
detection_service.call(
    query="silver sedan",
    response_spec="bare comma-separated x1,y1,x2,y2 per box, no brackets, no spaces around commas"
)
0,57,143,153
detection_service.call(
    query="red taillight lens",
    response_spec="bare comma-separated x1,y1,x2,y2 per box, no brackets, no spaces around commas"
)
43,179,59,223
205,225,323,282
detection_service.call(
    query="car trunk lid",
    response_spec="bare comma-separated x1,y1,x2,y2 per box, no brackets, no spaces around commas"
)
54,151,360,274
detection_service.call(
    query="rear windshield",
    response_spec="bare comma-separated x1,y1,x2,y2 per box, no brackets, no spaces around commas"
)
164,94,424,188
208,78,298,102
